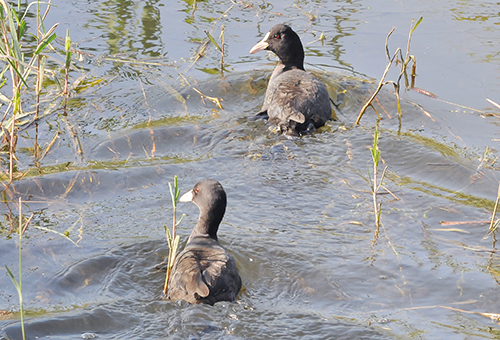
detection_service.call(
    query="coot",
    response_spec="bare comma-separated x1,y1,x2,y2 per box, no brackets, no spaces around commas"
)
250,24,332,136
166,179,242,305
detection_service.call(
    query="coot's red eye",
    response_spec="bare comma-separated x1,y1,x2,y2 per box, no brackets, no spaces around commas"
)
274,34,280,39
194,188,200,193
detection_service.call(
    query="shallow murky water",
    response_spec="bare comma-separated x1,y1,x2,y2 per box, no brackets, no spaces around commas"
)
2,1,500,339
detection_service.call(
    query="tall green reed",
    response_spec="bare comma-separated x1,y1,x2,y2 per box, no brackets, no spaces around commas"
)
163,175,185,295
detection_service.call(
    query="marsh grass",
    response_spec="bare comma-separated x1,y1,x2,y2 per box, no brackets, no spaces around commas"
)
163,175,185,295
0,0,60,182
356,17,423,125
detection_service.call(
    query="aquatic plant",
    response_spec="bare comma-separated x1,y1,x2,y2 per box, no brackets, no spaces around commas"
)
369,126,387,234
356,17,423,124
163,175,185,295
0,0,60,182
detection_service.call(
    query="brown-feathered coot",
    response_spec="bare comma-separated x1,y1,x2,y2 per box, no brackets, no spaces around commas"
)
166,179,242,305
250,24,332,136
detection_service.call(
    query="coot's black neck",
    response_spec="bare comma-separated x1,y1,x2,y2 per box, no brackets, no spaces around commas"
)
272,34,305,79
277,52,304,71
188,199,226,242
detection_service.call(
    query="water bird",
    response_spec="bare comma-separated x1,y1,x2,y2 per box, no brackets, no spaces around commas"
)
249,24,332,136
166,179,242,305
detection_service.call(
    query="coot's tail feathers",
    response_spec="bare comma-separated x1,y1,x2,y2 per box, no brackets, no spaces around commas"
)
247,111,269,121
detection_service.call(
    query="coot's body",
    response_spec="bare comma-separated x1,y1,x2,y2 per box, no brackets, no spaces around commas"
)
166,179,241,305
250,24,332,136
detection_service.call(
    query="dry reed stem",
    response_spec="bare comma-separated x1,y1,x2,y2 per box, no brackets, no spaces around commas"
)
183,2,235,73
179,73,223,109
381,184,400,202
60,171,80,199
103,56,174,67
486,181,500,237
356,28,396,124
191,0,197,17
39,131,60,162
431,228,469,233
220,25,225,76
139,78,152,123
440,220,489,226
356,18,422,124
487,98,500,110
62,116,84,161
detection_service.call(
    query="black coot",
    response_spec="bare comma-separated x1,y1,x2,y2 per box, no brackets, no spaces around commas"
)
249,24,332,136
166,179,242,305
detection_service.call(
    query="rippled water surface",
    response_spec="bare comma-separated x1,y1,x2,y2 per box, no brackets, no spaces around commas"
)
2,1,500,339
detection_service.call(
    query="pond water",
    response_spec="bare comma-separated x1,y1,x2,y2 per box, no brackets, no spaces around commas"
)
1,0,500,339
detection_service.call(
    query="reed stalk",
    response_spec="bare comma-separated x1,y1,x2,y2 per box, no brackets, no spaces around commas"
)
369,127,388,235
163,176,185,295
356,17,423,124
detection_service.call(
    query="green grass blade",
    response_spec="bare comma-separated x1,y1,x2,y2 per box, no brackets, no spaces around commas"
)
174,175,180,201
5,57,29,88
370,129,380,166
5,265,21,292
165,224,173,248
168,182,174,207
34,226,80,247
65,51,72,69
175,213,186,227
205,30,222,52
410,17,423,34
65,29,71,51
34,32,56,54
7,8,23,65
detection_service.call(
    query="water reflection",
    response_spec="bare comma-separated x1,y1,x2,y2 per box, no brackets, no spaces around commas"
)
95,0,164,57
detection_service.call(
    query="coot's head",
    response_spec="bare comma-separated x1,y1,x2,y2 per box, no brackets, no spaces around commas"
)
179,179,227,239
249,24,304,69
